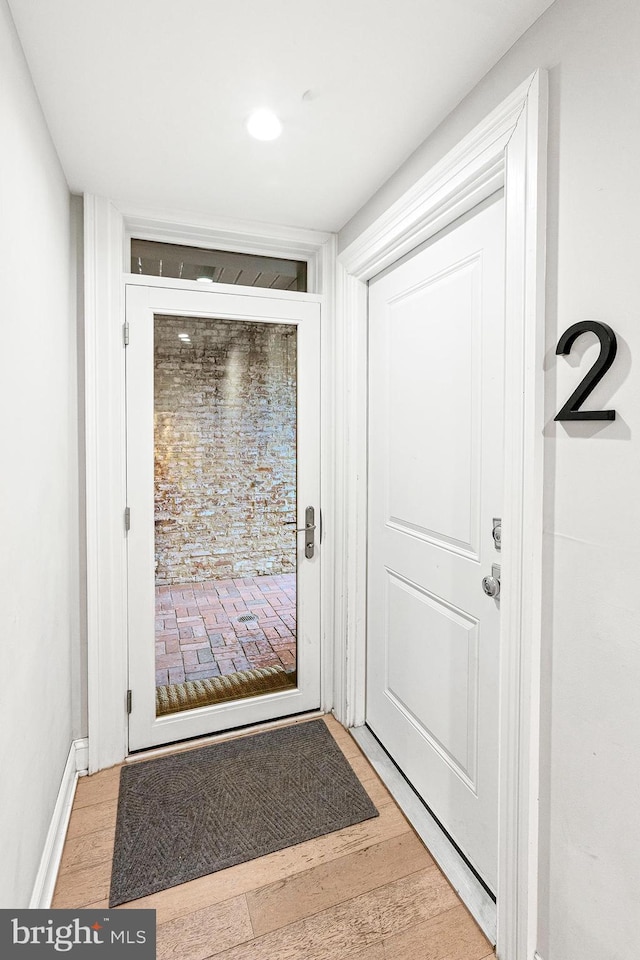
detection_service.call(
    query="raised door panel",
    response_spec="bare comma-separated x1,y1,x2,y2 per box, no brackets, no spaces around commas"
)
385,258,481,559
384,572,479,787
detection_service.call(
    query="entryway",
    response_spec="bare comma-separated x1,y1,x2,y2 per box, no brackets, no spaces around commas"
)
81,72,545,960
125,282,321,750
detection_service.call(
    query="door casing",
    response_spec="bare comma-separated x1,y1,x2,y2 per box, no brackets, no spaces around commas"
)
335,71,547,960
83,208,336,774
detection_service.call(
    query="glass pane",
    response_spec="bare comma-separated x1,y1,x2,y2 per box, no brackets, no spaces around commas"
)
153,315,298,716
131,239,307,291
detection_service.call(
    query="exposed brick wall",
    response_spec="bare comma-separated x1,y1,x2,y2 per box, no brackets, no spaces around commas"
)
154,315,297,584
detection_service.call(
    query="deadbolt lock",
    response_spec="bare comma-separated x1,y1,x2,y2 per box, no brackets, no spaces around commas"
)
482,563,501,599
492,518,502,551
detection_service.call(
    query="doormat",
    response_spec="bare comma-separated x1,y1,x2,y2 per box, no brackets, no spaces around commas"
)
109,719,378,906
155,665,295,716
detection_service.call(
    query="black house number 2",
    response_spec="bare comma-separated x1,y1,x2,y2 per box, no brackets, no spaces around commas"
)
554,320,618,421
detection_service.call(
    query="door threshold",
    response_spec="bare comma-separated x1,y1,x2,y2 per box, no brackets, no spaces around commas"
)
126,709,324,765
349,724,497,945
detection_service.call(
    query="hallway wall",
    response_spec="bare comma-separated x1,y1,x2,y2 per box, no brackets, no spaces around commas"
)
0,0,80,908
340,1,640,958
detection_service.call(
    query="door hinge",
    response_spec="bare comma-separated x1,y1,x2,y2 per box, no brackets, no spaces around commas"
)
126,689,132,714
124,506,131,532
123,322,130,346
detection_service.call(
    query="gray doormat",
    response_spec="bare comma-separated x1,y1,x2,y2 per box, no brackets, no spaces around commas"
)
109,719,378,906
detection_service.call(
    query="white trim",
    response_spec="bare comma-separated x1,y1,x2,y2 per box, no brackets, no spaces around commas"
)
338,75,533,281
351,725,497,943
332,263,369,728
335,71,547,960
126,710,324,765
320,234,338,713
29,740,86,908
122,205,332,296
84,198,336,769
74,737,90,776
122,272,324,301
497,72,547,960
84,195,128,774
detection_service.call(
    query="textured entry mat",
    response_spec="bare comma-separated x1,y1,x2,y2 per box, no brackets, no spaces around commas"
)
109,719,379,906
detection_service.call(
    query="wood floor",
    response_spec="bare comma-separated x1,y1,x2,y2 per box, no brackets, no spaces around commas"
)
52,715,494,960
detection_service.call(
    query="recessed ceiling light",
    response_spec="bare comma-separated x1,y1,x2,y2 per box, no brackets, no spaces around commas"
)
196,276,214,283
246,109,282,141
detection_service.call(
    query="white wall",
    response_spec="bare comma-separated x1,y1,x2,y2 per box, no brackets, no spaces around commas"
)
0,0,81,907
340,1,640,958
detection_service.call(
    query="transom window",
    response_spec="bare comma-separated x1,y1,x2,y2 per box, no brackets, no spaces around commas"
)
130,239,308,292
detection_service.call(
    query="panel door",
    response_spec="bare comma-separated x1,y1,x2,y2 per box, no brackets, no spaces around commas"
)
126,283,321,750
367,197,505,891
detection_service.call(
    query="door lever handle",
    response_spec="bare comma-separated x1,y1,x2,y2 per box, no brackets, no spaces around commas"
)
283,507,316,558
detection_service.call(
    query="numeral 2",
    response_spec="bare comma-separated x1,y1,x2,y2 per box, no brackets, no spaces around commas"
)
554,320,617,421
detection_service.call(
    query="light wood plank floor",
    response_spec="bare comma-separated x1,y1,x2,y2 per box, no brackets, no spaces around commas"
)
53,715,494,960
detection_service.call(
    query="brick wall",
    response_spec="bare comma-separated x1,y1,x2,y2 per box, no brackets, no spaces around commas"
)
154,315,297,583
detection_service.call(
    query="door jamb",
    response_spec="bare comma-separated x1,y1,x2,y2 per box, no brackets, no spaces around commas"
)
334,71,547,960
83,201,336,773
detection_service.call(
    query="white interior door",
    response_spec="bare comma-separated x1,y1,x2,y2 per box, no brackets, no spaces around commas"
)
126,282,321,751
366,196,505,892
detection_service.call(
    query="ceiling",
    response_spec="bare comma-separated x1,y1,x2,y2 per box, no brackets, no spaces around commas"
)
8,0,554,233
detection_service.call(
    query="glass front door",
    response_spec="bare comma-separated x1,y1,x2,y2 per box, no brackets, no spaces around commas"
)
126,283,321,750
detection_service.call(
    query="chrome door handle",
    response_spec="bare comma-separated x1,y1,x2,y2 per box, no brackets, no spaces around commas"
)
482,563,501,599
283,506,316,558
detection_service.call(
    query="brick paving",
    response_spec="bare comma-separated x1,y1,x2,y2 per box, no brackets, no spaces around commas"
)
155,574,297,686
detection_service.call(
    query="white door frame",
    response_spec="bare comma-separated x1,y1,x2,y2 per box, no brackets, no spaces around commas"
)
83,201,336,773
334,71,547,960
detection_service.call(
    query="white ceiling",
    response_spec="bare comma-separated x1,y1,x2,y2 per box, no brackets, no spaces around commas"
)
8,0,554,233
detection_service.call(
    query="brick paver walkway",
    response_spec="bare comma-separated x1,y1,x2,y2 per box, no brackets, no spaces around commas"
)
155,574,296,686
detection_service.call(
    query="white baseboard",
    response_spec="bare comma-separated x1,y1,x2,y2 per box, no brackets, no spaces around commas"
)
29,738,88,908
75,737,89,776
350,725,497,945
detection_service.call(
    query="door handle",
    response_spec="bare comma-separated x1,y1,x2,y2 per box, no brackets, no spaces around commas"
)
283,506,316,559
481,563,501,599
